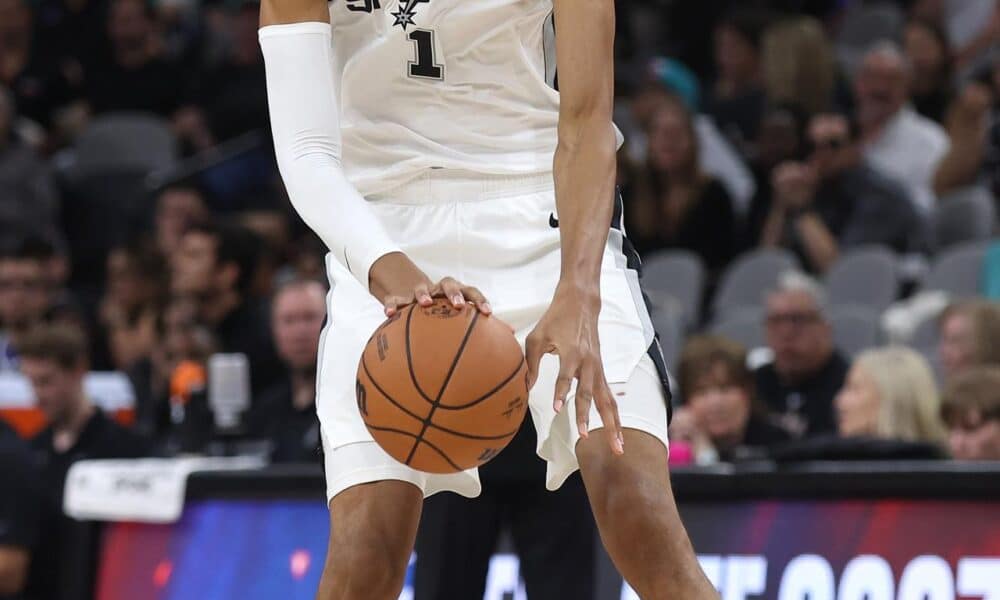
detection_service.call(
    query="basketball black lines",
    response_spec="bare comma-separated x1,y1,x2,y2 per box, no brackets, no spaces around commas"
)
404,304,436,405
404,310,480,465
361,356,518,441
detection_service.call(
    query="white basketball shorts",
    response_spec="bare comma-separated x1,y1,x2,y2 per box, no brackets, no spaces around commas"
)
318,170,673,502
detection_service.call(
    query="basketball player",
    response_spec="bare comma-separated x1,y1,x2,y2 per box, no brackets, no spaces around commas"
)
258,0,716,598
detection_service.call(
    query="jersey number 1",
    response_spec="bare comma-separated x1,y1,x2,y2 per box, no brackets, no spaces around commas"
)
408,29,443,81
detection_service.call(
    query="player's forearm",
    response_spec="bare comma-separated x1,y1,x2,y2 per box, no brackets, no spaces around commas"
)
260,22,401,291
553,119,617,300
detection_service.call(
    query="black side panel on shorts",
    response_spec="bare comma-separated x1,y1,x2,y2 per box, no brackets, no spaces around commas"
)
610,188,674,422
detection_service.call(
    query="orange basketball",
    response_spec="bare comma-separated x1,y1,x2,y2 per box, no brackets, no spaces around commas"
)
356,298,529,473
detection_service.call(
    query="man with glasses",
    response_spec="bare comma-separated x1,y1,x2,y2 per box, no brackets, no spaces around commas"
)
760,112,924,273
755,271,848,438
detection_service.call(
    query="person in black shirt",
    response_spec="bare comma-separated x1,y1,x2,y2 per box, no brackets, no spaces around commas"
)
672,335,791,463
755,271,848,438
758,112,925,274
83,0,187,117
171,221,282,396
0,418,40,600
413,418,595,600
249,279,326,463
624,95,738,275
19,324,149,600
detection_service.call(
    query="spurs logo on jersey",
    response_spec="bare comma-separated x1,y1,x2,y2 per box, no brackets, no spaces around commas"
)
329,0,563,197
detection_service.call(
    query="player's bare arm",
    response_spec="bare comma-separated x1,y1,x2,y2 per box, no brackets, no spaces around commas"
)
259,0,489,319
525,0,624,455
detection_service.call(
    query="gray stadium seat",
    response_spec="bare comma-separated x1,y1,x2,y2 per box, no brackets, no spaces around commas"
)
824,245,899,313
921,240,990,297
67,112,178,177
650,307,684,371
829,305,881,358
642,250,705,328
933,187,998,250
709,307,766,351
712,248,798,317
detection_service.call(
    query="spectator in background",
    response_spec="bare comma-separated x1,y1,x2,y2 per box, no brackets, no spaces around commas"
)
624,96,737,274
154,183,210,257
0,0,75,131
759,112,924,273
249,279,326,463
938,300,1000,381
932,80,995,199
942,366,1000,460
171,221,282,396
84,0,186,118
0,86,60,240
0,239,54,371
756,271,848,438
761,16,838,116
904,19,954,123
911,0,1000,75
21,324,149,600
185,0,269,147
98,241,167,371
671,335,790,463
855,41,950,214
0,418,40,600
706,9,771,155
744,103,808,249
835,346,947,446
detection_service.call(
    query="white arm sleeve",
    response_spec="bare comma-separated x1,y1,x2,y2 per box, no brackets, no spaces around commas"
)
259,22,400,292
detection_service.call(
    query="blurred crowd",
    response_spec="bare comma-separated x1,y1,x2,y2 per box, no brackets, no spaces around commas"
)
0,0,999,598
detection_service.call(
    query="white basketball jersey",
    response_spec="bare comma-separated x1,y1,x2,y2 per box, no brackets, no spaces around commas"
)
329,0,560,196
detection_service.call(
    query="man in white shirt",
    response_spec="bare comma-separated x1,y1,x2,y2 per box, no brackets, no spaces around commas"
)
855,41,950,215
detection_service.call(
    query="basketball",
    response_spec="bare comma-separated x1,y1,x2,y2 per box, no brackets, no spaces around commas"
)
356,298,529,473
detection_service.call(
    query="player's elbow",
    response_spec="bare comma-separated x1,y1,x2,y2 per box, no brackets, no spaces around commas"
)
0,548,30,596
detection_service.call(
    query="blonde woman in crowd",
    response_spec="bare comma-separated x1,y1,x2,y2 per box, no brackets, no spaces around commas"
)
835,346,947,445
761,16,837,115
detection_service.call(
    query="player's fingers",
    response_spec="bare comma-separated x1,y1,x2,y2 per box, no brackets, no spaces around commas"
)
461,286,491,314
383,295,410,317
574,361,595,434
554,354,578,415
413,282,433,306
438,277,466,307
524,330,545,390
593,374,624,455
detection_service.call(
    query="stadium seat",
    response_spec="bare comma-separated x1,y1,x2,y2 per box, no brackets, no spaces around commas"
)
933,187,998,250
829,305,881,358
712,248,798,317
921,240,991,297
66,112,178,177
650,307,685,371
642,250,705,328
709,307,766,350
824,245,899,313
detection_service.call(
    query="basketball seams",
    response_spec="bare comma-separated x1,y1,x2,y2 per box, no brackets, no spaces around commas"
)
404,304,437,405
360,356,429,424
364,355,517,440
436,356,526,411
364,424,463,472
404,310,481,465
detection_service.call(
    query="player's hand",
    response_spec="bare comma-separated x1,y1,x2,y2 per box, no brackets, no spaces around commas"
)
369,252,492,317
524,284,624,455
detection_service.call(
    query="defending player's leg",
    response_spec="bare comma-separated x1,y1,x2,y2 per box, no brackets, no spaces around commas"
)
316,480,423,600
577,429,717,600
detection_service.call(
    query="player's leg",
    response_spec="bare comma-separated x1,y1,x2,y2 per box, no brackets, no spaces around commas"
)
577,429,715,599
316,480,423,600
